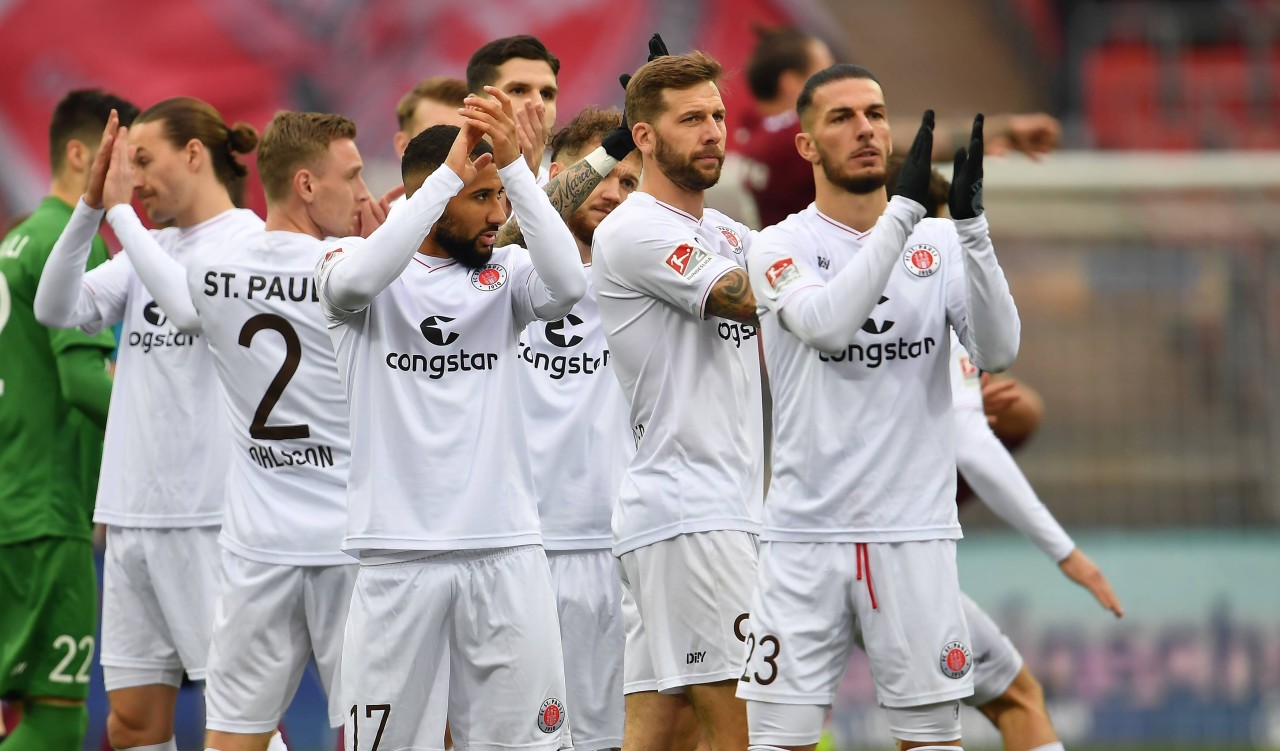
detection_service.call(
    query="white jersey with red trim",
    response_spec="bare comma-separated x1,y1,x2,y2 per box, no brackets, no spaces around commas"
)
517,273,632,551
185,230,353,565
592,192,764,555
750,206,971,543
82,209,263,528
318,244,549,554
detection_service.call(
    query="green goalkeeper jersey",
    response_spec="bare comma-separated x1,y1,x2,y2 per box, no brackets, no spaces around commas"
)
0,196,116,545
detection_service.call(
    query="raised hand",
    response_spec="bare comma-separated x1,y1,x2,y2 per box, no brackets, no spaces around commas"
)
1058,548,1124,618
102,125,136,210
443,121,495,186
986,112,1059,159
459,87,521,169
84,109,119,209
891,109,934,206
949,114,984,220
514,98,548,174
647,33,669,61
980,373,1021,426
353,195,389,239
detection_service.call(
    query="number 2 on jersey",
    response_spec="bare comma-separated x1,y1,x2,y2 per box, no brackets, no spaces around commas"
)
238,313,310,440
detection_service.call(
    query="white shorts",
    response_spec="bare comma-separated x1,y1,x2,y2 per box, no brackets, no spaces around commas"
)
205,551,358,733
101,526,220,689
547,550,624,750
618,530,757,694
737,540,974,710
961,591,1024,707
341,546,571,751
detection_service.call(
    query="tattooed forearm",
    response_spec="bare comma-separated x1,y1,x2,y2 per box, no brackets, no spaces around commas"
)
546,159,606,223
495,159,605,248
704,268,759,325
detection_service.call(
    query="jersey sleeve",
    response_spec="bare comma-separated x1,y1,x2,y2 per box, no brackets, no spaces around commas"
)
750,197,925,354
37,235,117,356
953,404,1075,562
601,223,739,320
315,237,367,323
945,214,1020,372
500,159,585,327
106,205,201,333
34,198,133,334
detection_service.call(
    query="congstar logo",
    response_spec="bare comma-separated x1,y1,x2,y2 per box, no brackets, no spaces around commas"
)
419,315,459,346
142,300,168,327
544,314,584,349
860,296,894,335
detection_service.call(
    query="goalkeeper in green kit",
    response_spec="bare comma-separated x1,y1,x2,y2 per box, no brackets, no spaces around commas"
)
0,89,138,750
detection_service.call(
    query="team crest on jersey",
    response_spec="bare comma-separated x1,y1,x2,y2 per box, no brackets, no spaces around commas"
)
717,225,743,252
665,242,713,280
471,263,508,291
764,257,801,296
537,698,566,733
903,243,941,278
939,641,972,679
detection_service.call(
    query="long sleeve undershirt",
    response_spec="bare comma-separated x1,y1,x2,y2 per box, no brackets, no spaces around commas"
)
34,199,106,329
500,158,586,319
953,213,1020,372
777,196,927,354
105,204,201,333
55,345,113,429
954,405,1075,562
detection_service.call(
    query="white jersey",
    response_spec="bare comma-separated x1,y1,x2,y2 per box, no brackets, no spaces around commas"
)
82,209,262,527
949,330,983,412
319,244,551,554
517,273,632,551
751,206,980,543
592,193,764,555
186,230,352,566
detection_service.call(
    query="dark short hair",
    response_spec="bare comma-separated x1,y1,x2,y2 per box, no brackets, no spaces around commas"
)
396,77,469,131
550,106,623,163
796,63,881,126
401,124,494,196
466,35,560,93
135,97,259,207
746,26,820,101
49,89,140,173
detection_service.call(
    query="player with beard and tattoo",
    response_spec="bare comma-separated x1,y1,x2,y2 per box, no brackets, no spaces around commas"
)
315,90,585,750
515,106,641,751
738,63,1020,751
591,51,762,751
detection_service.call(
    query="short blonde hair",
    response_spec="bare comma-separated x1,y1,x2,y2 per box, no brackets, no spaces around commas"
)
395,77,469,132
257,111,357,204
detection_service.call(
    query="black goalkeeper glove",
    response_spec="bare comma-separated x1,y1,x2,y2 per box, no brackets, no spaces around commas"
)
949,114,985,220
647,33,669,61
891,110,935,207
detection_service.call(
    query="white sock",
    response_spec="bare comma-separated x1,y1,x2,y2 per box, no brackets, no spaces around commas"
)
120,739,178,751
1029,744,1065,751
267,731,289,751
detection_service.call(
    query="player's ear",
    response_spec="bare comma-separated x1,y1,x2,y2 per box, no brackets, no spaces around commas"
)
65,139,90,173
795,131,820,165
393,131,410,159
184,138,204,172
294,168,315,203
547,161,565,181
633,122,655,156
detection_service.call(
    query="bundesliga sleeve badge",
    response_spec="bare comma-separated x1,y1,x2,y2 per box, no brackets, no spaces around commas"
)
764,257,801,297
471,263,508,291
903,243,941,278
939,640,972,679
665,242,713,281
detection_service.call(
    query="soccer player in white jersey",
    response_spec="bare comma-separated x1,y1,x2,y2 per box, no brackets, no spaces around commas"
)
34,98,263,751
515,105,641,751
315,89,585,750
592,51,763,751
952,338,1123,751
87,110,381,751
739,62,1021,751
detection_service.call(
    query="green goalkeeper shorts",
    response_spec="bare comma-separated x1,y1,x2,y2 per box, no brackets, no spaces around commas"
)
0,536,97,701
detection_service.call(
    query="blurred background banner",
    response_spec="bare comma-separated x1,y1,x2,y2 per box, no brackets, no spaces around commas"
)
3,0,1279,748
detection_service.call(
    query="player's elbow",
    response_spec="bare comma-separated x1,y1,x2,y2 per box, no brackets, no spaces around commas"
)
169,310,203,335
